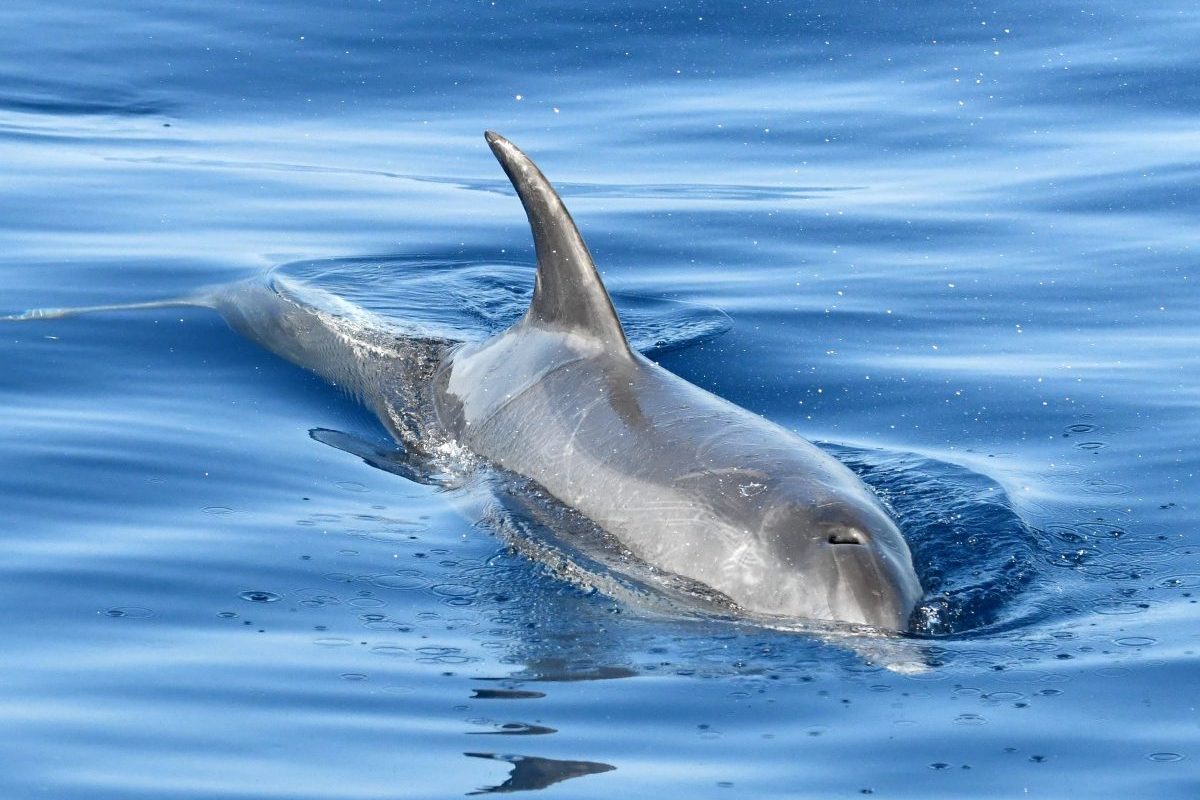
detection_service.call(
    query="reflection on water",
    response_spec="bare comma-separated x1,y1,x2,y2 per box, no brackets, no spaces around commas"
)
465,752,617,795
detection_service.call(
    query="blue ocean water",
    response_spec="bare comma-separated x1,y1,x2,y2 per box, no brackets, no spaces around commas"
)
2,1,1198,796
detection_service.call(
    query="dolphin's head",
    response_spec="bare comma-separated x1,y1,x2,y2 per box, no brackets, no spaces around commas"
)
750,488,923,630
679,467,923,631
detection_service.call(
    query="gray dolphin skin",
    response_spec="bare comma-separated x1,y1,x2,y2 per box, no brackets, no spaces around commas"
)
431,131,923,630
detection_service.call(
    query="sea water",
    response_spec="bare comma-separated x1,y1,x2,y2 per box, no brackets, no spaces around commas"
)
1,1,1197,797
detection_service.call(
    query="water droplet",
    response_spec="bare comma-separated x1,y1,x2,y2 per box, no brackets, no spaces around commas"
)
102,607,154,619
238,590,282,603
1148,752,1183,762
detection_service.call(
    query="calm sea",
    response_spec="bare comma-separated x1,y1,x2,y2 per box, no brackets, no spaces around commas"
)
1,1,1197,797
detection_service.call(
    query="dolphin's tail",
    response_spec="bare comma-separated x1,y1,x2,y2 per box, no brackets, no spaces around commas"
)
2,295,210,322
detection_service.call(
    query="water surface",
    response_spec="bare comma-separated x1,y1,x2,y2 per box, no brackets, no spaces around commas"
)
2,1,1198,797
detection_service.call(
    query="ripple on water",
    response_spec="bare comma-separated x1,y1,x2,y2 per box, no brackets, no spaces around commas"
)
431,583,478,598
1082,480,1132,496
371,645,408,657
239,590,282,603
1114,637,1156,647
1090,600,1157,616
953,713,987,726
1160,574,1200,589
369,571,428,591
272,257,733,355
103,607,154,618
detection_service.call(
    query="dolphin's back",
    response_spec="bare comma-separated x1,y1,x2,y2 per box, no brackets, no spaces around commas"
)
435,327,909,620
213,276,452,450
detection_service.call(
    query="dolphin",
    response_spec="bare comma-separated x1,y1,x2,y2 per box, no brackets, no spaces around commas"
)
5,131,923,631
431,132,922,630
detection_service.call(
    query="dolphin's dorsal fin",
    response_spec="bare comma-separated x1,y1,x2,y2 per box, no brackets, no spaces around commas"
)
485,131,632,357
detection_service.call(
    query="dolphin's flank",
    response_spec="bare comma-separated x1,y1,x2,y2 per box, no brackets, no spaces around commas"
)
431,131,923,630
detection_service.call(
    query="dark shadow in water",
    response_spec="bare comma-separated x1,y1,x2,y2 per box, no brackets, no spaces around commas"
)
464,752,616,795
479,660,639,684
471,688,547,701
468,723,557,736
0,79,171,117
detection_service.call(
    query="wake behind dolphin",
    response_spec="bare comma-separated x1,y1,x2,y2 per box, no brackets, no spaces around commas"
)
6,132,924,631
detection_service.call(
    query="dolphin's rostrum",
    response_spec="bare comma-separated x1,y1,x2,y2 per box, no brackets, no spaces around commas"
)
433,132,923,630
